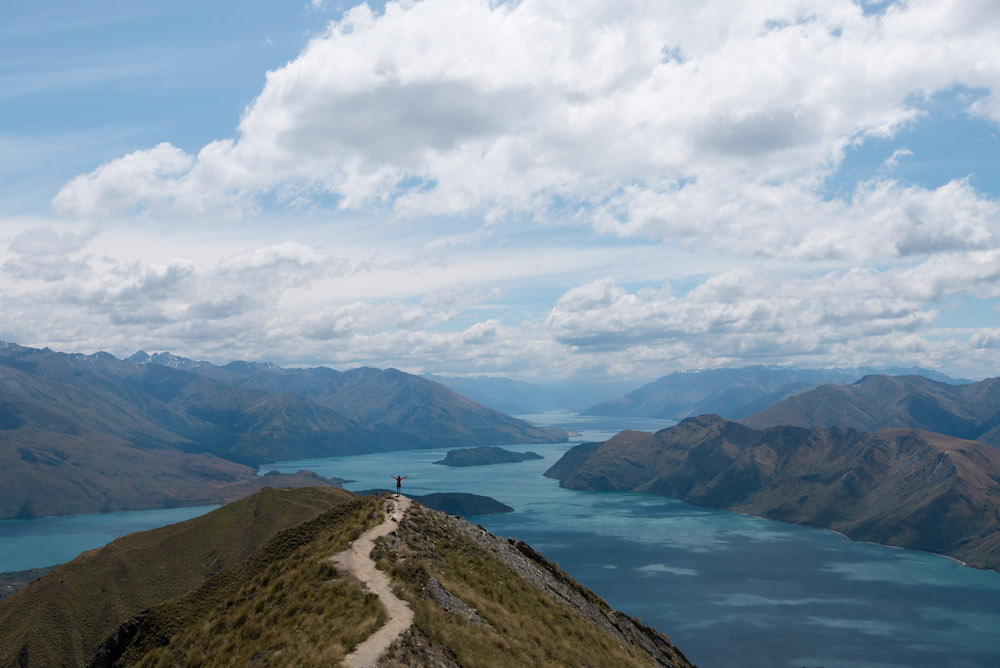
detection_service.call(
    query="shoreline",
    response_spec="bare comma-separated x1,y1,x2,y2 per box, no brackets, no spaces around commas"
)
672,499,992,573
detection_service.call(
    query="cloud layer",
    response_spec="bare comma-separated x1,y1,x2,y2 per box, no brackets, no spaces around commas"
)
55,2,1000,252
5,0,1000,381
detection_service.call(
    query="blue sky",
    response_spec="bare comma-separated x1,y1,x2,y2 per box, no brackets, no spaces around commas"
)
2,0,999,382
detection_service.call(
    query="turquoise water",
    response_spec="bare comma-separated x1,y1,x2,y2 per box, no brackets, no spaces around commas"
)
259,412,1000,668
0,505,218,573
3,411,999,667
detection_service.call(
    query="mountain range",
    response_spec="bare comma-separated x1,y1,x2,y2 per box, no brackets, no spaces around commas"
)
546,414,1000,570
742,374,1000,445
582,365,971,421
0,341,565,519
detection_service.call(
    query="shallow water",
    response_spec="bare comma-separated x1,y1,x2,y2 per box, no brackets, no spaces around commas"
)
2,412,999,667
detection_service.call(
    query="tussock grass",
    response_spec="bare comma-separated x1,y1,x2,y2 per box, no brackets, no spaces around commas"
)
379,505,658,667
0,486,355,668
122,495,386,667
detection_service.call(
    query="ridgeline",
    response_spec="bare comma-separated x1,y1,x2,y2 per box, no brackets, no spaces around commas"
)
0,487,693,667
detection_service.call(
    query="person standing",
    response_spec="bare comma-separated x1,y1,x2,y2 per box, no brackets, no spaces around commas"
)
391,475,407,496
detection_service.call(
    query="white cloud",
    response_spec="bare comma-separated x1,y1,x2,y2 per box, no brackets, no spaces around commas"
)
545,250,1000,368
51,1,1000,263
9,0,1000,382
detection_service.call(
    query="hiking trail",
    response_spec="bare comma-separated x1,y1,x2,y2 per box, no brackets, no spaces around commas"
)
332,494,413,668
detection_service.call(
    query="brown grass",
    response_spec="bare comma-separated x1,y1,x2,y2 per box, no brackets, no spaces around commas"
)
378,505,657,667
122,495,387,667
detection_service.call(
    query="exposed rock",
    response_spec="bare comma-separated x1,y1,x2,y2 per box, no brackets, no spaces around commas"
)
423,576,489,627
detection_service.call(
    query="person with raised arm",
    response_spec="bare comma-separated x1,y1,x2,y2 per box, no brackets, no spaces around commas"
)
391,474,407,496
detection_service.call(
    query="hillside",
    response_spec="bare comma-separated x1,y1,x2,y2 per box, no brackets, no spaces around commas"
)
0,341,565,519
0,487,358,667
0,342,378,466
582,366,967,420
582,366,861,420
742,374,1000,445
157,358,567,448
0,423,344,518
0,488,693,667
546,415,1000,570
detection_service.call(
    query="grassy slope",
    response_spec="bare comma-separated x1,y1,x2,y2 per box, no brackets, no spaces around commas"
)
0,487,355,667
120,495,386,667
376,504,694,667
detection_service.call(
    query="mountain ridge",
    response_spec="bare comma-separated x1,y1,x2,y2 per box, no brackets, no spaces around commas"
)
0,488,693,667
582,365,972,421
742,373,1000,446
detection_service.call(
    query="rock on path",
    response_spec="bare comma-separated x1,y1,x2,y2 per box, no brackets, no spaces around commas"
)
332,495,414,668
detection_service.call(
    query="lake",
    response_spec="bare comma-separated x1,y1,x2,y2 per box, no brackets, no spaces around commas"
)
3,411,1000,667
0,505,218,573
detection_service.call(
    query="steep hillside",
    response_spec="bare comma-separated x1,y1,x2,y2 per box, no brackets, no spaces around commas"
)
128,351,567,447
0,341,565,518
0,490,693,667
742,374,1000,445
582,366,861,420
0,343,379,466
373,503,693,667
546,415,1000,570
0,487,359,667
203,364,567,447
0,424,343,518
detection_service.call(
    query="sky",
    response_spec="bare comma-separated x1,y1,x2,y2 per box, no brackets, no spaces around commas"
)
2,0,1000,383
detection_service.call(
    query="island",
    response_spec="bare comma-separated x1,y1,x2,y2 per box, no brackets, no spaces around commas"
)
433,446,544,467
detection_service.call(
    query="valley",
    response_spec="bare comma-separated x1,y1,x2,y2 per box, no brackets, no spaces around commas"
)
0,342,565,519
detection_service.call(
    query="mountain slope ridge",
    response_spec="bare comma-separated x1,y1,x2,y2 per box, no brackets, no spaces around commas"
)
0,488,693,667
743,374,1000,445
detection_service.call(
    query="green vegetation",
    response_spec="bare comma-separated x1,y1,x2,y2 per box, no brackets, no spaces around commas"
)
122,494,385,666
0,486,356,667
375,504,688,667
2,489,693,667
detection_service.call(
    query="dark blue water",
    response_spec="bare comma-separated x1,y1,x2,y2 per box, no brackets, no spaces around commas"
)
3,411,999,667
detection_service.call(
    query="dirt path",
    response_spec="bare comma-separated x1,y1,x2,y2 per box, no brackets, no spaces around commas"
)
332,495,413,668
